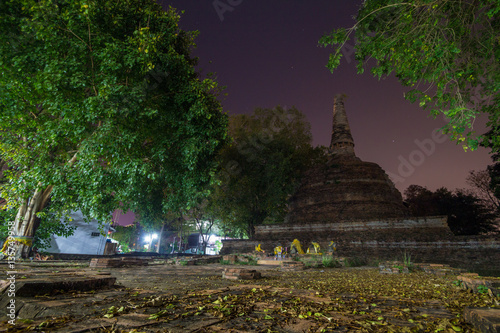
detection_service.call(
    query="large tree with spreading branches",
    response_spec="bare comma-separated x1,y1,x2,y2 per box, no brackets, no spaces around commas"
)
214,106,325,239
320,0,500,153
0,0,227,258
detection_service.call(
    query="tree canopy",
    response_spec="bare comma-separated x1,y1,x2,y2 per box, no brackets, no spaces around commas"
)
466,169,500,212
0,0,227,255
404,184,497,235
320,0,500,152
213,106,324,239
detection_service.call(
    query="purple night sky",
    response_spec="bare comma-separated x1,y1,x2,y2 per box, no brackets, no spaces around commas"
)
112,0,493,226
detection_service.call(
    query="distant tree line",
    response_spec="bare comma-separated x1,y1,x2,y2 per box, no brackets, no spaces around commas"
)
404,165,500,235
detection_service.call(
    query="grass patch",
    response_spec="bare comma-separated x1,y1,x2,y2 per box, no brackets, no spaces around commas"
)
322,255,341,268
303,260,321,268
344,257,367,267
237,258,258,265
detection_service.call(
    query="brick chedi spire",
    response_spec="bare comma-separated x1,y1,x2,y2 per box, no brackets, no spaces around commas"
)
285,94,409,224
330,94,355,156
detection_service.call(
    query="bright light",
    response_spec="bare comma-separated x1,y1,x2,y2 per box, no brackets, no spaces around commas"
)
144,233,158,243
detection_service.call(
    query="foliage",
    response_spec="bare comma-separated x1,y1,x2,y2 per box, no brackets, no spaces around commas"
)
344,257,367,267
467,169,500,212
236,257,258,266
7,267,499,331
33,217,76,251
476,284,489,294
215,240,223,253
0,206,15,242
184,190,223,254
402,251,413,271
219,258,231,265
487,156,500,214
213,106,325,238
0,0,227,242
0,204,75,251
320,0,500,152
322,255,341,268
111,224,139,251
404,185,498,235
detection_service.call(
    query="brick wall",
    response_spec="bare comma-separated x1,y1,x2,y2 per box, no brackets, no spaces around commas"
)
221,217,500,275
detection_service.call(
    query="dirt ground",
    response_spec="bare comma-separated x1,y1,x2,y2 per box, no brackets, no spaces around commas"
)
0,260,498,332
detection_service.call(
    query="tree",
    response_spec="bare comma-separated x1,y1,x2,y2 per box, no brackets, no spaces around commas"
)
184,187,228,254
214,106,324,239
466,169,500,212
404,184,439,217
0,0,227,258
186,205,216,255
320,0,500,152
111,224,139,253
488,162,500,213
404,185,497,235
439,188,497,235
480,129,500,213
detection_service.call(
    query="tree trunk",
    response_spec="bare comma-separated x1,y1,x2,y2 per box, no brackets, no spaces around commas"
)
4,185,53,259
178,213,184,252
247,211,266,240
157,223,165,254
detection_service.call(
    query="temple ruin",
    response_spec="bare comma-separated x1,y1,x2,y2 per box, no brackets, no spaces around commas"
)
221,95,500,275
286,94,409,223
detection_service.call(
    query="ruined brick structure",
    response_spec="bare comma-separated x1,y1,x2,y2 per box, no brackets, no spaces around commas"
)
221,95,500,275
286,94,408,223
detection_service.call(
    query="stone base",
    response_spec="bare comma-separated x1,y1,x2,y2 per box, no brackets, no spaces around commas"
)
90,258,148,268
0,274,116,298
280,261,305,271
458,274,500,296
222,255,256,265
221,236,500,276
222,268,261,280
257,259,293,266
378,262,466,275
464,308,500,333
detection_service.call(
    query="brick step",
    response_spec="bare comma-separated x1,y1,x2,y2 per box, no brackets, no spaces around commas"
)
457,274,500,296
257,259,294,266
464,308,500,333
280,261,305,271
222,268,262,280
89,258,148,268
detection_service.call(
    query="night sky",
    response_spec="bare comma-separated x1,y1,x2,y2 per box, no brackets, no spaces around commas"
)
113,0,494,226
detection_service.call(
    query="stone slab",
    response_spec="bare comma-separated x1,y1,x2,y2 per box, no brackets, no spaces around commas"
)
464,307,500,333
257,259,293,266
222,268,262,280
458,275,500,296
1,275,116,297
89,258,148,268
280,261,305,271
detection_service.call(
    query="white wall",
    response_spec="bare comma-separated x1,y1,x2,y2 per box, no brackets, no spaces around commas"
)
44,210,110,255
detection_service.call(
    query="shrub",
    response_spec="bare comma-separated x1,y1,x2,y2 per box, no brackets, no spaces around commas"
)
344,257,367,267
238,258,258,265
322,256,341,268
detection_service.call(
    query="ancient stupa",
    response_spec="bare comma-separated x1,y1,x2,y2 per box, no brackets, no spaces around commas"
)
286,94,408,223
